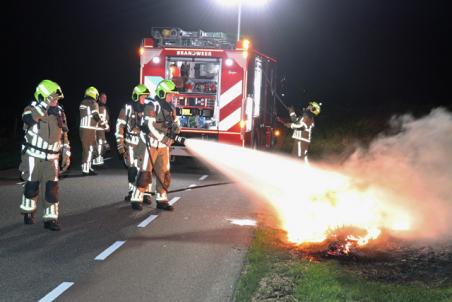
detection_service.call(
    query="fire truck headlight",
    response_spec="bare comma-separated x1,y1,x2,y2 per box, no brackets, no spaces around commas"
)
240,120,246,128
225,58,234,67
139,47,144,56
152,57,161,64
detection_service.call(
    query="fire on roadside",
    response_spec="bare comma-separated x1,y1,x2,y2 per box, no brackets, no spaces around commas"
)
184,139,412,250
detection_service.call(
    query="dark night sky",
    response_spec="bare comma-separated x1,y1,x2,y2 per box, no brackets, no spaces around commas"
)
4,0,451,135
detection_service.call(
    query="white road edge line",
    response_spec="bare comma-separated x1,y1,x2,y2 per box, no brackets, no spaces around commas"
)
199,175,208,181
38,282,74,302
138,214,158,228
169,197,181,205
94,241,126,260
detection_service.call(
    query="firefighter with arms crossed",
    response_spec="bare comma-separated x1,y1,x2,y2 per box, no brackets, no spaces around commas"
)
92,92,110,166
79,86,106,175
133,80,184,211
116,85,152,204
285,101,321,165
19,80,70,231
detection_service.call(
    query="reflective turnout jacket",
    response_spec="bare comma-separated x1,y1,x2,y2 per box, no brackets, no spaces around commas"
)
289,110,315,143
142,98,180,148
21,101,70,160
115,102,145,149
80,97,103,130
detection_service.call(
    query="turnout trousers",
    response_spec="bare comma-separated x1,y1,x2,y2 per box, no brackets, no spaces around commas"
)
80,128,97,173
131,144,170,204
19,154,60,221
291,139,310,165
93,129,107,166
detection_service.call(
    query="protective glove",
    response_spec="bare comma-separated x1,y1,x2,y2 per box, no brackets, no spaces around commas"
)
284,122,292,128
171,123,181,135
118,146,126,159
99,121,107,129
61,155,71,172
37,101,48,114
162,136,174,147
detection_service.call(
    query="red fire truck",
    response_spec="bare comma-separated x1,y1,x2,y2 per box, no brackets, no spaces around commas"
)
140,27,278,156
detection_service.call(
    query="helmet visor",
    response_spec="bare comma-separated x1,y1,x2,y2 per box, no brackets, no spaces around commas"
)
47,91,64,101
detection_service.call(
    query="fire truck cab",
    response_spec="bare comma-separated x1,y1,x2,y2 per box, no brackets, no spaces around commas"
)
140,27,278,156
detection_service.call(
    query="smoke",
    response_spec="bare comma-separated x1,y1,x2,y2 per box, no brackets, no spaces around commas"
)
341,108,452,240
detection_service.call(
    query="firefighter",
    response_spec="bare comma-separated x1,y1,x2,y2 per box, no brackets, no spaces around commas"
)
132,79,184,211
284,101,321,164
92,92,110,167
116,85,152,205
19,80,70,231
79,86,106,175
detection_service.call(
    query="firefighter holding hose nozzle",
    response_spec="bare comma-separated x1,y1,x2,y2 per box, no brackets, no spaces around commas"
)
283,101,321,165
130,79,185,211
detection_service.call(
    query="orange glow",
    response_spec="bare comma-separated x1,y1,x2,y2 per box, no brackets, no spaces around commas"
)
185,139,412,245
139,47,144,56
242,39,251,50
274,129,280,137
239,120,246,128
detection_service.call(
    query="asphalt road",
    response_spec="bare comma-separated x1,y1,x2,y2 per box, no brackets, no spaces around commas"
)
0,158,258,302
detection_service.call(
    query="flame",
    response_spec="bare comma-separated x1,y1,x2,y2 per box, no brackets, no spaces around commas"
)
185,139,412,246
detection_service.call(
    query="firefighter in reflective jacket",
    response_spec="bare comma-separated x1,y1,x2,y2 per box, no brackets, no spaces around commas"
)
19,80,70,231
116,85,152,204
285,101,321,164
131,80,182,211
79,86,106,175
93,92,110,166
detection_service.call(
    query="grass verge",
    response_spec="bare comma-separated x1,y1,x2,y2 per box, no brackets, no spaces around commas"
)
234,226,452,302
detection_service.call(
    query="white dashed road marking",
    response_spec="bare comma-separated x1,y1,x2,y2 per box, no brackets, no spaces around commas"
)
38,282,74,302
187,184,196,191
34,176,200,300
95,241,126,260
138,214,158,228
169,197,181,205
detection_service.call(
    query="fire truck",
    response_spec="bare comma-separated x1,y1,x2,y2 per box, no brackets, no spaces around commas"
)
140,27,278,156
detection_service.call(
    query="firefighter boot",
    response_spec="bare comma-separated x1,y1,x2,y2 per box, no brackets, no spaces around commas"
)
131,202,143,211
44,220,61,231
124,191,132,202
23,213,35,225
143,194,152,205
156,201,174,211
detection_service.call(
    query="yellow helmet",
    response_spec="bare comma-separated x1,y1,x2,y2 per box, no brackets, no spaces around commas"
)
155,79,177,99
131,84,150,102
85,86,99,100
34,80,64,102
308,101,321,116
